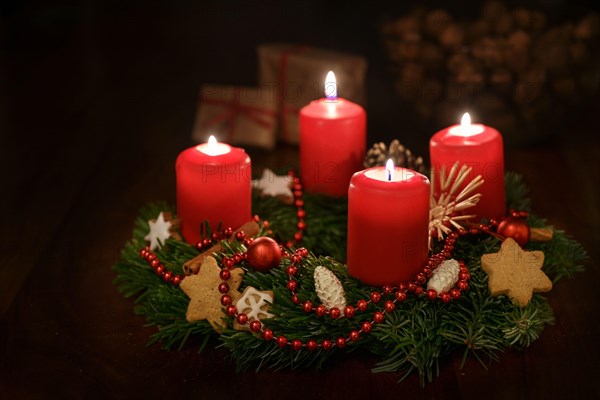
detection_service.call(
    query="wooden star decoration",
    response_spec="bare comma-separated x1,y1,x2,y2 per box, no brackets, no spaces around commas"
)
481,238,552,307
179,256,244,332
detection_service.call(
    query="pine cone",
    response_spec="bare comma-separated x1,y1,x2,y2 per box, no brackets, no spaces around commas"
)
364,139,426,174
314,266,346,314
427,259,460,293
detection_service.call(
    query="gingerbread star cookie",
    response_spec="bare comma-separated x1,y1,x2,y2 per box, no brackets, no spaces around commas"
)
481,238,552,307
180,256,244,332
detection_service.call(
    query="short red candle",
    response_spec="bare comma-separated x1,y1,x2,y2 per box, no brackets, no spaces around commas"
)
176,136,251,245
429,113,505,220
347,164,430,286
299,71,366,196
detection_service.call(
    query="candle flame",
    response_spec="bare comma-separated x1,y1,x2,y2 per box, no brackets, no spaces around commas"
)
198,134,230,156
448,112,484,136
385,159,394,181
461,112,471,127
324,71,337,99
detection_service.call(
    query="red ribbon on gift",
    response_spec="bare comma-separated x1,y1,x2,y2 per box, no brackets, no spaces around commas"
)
277,45,309,142
201,88,277,143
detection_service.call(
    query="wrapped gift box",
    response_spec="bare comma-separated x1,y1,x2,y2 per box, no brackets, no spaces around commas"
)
258,43,367,144
191,85,278,149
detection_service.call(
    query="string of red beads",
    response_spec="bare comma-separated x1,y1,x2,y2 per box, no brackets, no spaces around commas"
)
285,171,306,249
139,246,184,286
217,225,484,351
138,171,516,351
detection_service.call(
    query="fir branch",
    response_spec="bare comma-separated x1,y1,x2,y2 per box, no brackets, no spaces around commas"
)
439,290,504,369
218,254,374,372
499,297,555,348
505,172,532,212
112,174,588,385
528,229,588,282
134,284,215,351
371,300,446,385
252,191,348,261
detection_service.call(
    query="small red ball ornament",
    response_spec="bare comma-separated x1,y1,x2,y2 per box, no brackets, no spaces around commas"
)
246,237,282,272
261,329,274,341
291,339,303,351
395,291,407,302
361,321,372,333
497,216,530,246
357,299,368,311
315,305,327,316
329,307,341,319
344,305,355,318
249,320,262,332
276,336,288,348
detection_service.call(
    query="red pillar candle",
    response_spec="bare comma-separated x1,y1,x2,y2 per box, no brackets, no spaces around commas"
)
300,71,366,196
429,113,505,220
176,135,252,245
347,161,430,286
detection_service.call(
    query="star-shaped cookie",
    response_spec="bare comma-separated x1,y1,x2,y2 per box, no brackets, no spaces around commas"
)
252,168,293,204
180,256,244,331
233,286,274,331
144,212,181,250
481,238,552,307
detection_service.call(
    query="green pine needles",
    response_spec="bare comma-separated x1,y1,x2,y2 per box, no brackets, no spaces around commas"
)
112,174,587,385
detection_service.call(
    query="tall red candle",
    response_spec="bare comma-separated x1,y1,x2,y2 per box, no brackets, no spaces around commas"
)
176,136,251,245
347,162,430,286
300,71,366,196
430,113,505,220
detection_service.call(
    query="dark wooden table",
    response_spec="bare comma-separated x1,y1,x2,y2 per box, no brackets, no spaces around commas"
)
1,2,599,399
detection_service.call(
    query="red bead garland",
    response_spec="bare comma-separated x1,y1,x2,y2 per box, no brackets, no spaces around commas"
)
215,230,476,352
136,176,519,352
139,246,184,286
285,171,306,249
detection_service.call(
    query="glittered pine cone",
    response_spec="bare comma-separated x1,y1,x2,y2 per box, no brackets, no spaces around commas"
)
364,139,426,174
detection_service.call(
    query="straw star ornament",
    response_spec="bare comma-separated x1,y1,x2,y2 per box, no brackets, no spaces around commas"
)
429,161,484,248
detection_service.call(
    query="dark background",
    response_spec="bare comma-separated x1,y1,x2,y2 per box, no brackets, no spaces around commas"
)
1,0,599,398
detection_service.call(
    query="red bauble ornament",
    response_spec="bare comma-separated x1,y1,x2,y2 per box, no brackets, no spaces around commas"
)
497,217,530,246
246,237,282,272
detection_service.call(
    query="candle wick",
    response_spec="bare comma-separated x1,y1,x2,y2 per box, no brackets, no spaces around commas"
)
387,171,392,181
